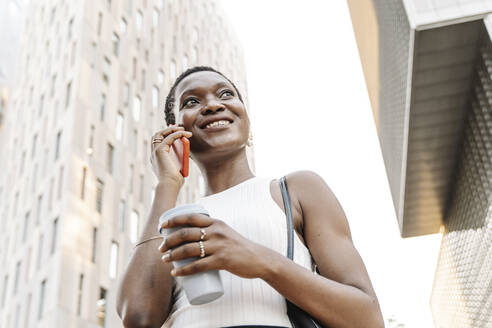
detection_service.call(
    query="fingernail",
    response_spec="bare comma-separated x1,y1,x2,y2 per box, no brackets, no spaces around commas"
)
162,253,170,262
170,269,177,276
161,220,168,228
158,241,165,251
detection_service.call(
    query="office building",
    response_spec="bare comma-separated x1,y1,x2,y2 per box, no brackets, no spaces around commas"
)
348,1,491,326
0,0,250,327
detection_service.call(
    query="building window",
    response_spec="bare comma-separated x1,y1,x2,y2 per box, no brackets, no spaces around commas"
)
132,129,137,155
119,200,126,232
50,7,56,25
32,134,38,158
25,293,32,327
1,275,8,308
141,69,145,90
151,186,156,204
39,94,45,117
36,195,43,223
81,167,87,199
36,234,44,269
112,32,119,56
143,140,147,163
158,70,164,85
133,96,141,122
92,228,97,262
13,261,21,295
38,279,46,320
96,179,104,213
120,18,127,33
68,17,74,39
55,131,61,160
136,10,143,32
192,27,199,43
88,125,95,155
100,93,106,121
97,12,103,36
123,82,130,106
65,81,72,108
191,47,198,63
25,248,32,281
33,166,39,192
51,74,57,97
48,178,54,210
58,166,64,200
106,0,111,9
153,8,159,28
109,241,118,279
132,57,136,79
152,86,159,109
170,60,176,80
76,274,84,316
19,151,26,176
139,174,144,202
116,112,124,140
91,42,97,68
130,210,139,243
102,57,110,84
71,41,77,66
129,164,134,193
51,217,58,254
22,212,29,242
107,143,114,174
97,287,107,327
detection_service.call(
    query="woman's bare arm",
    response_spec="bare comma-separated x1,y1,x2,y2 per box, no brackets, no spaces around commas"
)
116,182,179,327
259,171,384,328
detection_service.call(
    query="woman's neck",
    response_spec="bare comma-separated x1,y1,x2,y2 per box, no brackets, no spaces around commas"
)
197,148,255,196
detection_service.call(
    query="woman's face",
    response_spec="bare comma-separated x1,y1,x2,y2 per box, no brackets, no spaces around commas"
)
174,71,250,159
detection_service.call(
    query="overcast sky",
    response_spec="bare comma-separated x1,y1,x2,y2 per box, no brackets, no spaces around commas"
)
220,1,442,327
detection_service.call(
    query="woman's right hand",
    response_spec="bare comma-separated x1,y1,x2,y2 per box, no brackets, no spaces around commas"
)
150,125,192,189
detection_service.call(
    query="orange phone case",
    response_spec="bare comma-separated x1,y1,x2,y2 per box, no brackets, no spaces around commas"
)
170,137,190,177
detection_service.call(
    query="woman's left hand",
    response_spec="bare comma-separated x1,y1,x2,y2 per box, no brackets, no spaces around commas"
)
158,213,274,279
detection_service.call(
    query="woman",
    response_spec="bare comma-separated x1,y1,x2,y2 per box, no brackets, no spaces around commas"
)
116,66,384,328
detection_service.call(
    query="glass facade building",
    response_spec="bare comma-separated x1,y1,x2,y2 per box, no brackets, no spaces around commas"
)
348,0,492,326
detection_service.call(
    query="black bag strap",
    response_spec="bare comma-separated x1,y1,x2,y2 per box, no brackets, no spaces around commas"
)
280,176,294,260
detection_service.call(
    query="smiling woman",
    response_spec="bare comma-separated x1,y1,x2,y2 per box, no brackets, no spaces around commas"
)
116,66,384,328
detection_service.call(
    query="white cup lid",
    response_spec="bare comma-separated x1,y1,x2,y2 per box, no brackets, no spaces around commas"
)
158,204,209,234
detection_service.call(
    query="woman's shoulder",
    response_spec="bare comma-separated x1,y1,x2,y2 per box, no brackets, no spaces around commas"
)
282,170,327,193
281,170,339,214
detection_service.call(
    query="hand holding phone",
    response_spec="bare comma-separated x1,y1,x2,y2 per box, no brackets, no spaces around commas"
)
170,136,190,177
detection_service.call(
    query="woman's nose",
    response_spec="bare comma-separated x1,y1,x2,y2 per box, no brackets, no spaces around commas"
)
200,100,225,115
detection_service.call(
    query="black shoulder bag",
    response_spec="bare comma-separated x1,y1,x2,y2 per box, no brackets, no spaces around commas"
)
279,176,323,328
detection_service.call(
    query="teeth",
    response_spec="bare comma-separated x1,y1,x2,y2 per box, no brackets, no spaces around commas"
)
205,120,230,128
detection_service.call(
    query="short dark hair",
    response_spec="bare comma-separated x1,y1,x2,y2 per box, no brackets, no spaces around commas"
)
164,66,244,126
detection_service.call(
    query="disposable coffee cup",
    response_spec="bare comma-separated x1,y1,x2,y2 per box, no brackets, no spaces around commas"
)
158,204,224,305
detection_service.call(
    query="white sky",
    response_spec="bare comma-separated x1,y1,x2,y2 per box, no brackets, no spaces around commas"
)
220,1,442,327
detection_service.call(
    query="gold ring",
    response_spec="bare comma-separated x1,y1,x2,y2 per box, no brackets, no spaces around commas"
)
199,241,205,258
200,228,206,241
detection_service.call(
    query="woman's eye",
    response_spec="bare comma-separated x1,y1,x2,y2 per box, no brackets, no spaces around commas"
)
182,98,198,108
220,90,233,98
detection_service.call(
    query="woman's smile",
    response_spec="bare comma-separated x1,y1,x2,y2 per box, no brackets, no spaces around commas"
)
202,119,233,131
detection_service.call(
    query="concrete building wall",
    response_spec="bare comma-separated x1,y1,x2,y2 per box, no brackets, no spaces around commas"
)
363,0,413,226
430,34,492,328
0,0,250,327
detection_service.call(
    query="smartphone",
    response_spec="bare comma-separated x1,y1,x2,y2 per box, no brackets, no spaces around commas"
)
170,136,190,177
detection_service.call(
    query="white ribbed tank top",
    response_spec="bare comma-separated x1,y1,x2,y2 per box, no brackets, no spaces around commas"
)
162,176,315,328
